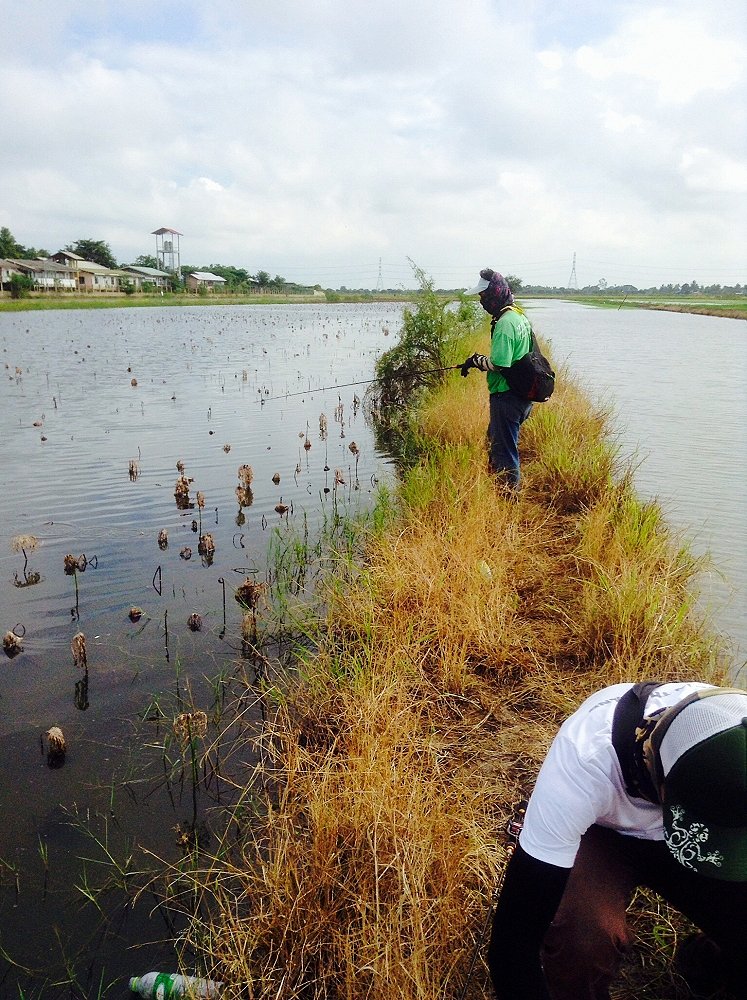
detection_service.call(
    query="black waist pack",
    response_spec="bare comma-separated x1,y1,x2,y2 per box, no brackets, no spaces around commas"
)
498,331,555,402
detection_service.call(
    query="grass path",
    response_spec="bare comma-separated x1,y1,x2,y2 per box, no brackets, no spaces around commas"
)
167,330,732,999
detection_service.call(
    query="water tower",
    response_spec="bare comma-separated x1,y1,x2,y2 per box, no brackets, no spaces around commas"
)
152,227,182,274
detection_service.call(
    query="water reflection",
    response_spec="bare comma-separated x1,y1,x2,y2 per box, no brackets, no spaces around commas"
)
74,669,89,711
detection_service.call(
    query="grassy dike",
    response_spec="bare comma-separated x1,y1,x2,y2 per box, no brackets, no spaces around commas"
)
167,296,731,999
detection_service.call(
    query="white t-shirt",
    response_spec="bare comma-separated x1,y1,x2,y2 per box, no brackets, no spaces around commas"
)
519,681,713,868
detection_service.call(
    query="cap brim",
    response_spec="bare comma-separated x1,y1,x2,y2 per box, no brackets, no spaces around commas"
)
465,277,490,295
663,801,747,881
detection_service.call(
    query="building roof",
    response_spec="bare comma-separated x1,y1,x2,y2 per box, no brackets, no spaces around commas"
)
77,261,114,273
55,250,86,261
152,227,183,236
11,259,74,273
123,265,171,277
190,272,226,282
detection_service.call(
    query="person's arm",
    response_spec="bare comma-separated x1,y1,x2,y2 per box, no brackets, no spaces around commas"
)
487,845,570,1000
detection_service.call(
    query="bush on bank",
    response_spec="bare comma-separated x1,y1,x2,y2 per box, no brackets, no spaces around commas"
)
167,288,730,1000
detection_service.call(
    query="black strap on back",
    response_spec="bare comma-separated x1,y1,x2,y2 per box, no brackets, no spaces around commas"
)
490,306,535,371
489,304,518,336
611,682,663,802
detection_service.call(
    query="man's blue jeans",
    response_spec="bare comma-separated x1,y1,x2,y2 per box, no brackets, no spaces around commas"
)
488,390,533,487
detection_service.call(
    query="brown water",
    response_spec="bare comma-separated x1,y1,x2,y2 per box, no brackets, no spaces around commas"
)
0,302,403,996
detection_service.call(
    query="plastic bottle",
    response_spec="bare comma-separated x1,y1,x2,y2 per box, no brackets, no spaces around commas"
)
129,973,222,999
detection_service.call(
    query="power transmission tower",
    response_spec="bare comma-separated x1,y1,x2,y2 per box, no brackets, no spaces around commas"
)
567,252,578,289
375,257,383,293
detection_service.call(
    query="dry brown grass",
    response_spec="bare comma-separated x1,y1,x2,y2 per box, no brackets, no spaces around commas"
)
167,355,731,999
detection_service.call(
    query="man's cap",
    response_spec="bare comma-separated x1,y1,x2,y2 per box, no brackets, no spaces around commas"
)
466,276,490,295
657,689,747,881
465,267,495,295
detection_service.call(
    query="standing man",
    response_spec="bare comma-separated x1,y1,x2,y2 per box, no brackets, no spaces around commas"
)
461,268,533,489
488,681,747,999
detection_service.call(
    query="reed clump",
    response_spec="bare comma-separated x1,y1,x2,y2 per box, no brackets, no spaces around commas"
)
165,308,730,1000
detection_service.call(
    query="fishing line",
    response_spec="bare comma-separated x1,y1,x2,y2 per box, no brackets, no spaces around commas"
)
258,365,460,403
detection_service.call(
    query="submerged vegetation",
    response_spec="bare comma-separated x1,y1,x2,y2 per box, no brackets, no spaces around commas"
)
125,281,730,999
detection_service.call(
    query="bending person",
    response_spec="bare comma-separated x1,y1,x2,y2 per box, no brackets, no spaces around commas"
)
489,681,747,999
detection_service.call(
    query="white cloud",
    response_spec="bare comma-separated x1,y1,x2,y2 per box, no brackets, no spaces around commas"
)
498,170,546,199
537,50,564,72
196,178,225,194
600,109,645,133
574,7,745,105
680,148,747,193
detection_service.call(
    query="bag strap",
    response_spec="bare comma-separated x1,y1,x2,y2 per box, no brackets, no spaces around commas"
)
611,682,664,801
489,304,518,334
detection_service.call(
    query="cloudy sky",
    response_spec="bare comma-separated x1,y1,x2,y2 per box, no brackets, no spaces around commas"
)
1,0,745,289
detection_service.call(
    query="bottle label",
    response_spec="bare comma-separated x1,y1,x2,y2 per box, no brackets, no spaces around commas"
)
152,974,176,999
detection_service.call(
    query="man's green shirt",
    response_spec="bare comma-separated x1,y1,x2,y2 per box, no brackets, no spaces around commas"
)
486,307,533,395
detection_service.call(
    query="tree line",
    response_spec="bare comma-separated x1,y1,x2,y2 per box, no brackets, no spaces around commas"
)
0,228,314,294
1,228,742,297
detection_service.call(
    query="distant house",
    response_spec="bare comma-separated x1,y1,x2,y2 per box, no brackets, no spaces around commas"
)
50,253,171,292
186,271,227,292
76,261,121,292
9,259,77,291
50,251,120,292
52,250,86,268
0,259,22,289
122,265,172,290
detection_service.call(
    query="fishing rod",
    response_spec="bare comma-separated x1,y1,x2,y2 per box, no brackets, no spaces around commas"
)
258,365,461,403
457,799,527,1000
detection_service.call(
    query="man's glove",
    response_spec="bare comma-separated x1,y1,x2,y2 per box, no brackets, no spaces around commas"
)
460,353,494,377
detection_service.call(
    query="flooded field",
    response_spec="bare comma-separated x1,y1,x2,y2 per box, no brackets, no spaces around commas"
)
0,302,403,996
2,297,743,996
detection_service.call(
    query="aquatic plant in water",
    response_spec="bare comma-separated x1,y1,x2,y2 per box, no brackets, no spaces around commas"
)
198,533,215,561
235,578,266,611
71,631,87,668
175,475,192,509
45,727,66,767
11,534,39,569
12,534,41,587
3,630,23,657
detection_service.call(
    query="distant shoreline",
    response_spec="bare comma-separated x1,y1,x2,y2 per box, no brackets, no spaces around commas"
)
625,301,746,320
527,294,747,320
0,291,409,312
1,292,744,320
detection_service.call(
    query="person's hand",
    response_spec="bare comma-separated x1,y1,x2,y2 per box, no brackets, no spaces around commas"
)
460,353,492,376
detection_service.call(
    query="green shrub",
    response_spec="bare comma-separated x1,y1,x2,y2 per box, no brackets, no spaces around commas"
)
368,264,477,419
9,274,33,299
